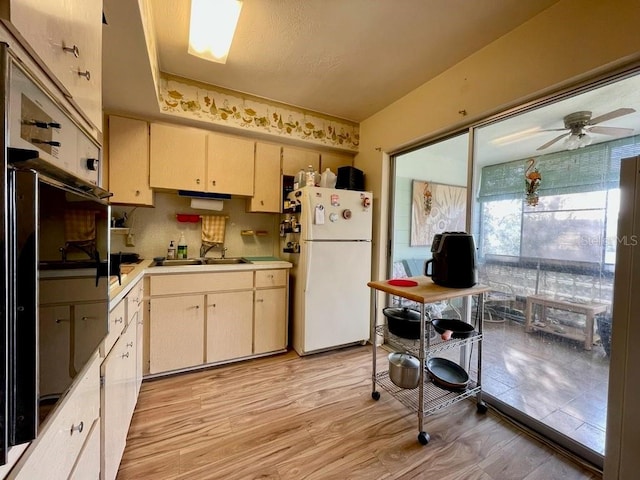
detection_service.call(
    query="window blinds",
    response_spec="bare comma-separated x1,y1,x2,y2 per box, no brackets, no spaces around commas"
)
478,135,640,201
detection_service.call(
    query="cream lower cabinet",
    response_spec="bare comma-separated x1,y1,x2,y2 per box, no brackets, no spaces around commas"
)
101,278,144,480
101,321,137,480
255,270,288,354
206,290,254,363
147,268,289,375
8,352,101,480
149,294,205,374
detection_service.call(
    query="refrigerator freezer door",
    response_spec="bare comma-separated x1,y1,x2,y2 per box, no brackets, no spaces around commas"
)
298,187,372,241
294,240,371,354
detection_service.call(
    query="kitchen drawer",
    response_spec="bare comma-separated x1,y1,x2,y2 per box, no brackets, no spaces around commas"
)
127,279,144,324
150,271,253,296
68,418,100,480
255,269,288,288
102,299,126,356
8,351,100,480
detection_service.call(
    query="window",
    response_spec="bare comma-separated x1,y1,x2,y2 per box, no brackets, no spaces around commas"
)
478,135,640,268
480,189,619,264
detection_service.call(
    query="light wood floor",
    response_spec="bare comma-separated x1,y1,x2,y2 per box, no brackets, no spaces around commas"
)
117,345,601,480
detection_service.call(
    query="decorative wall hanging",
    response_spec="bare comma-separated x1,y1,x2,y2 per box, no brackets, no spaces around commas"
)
157,73,359,152
525,158,542,206
411,180,466,246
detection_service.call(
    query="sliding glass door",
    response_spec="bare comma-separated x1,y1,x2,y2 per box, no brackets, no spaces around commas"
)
388,69,640,469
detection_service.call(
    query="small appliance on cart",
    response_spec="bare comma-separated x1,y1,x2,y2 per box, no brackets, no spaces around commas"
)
368,276,490,445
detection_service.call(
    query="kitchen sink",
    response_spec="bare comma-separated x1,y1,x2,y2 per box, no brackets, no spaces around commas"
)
202,257,248,265
152,258,204,267
151,257,250,267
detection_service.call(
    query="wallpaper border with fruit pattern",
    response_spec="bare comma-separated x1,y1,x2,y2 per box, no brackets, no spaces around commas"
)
158,73,359,152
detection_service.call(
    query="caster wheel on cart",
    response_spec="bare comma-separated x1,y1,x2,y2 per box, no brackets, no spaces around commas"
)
418,432,430,445
371,391,380,401
477,402,488,414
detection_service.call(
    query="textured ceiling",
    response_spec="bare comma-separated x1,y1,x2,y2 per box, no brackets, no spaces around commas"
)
102,0,639,161
145,0,561,122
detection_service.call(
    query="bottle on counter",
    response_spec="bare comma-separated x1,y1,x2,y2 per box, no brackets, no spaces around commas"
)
177,232,188,259
294,169,306,190
305,165,316,186
320,168,337,188
167,240,176,259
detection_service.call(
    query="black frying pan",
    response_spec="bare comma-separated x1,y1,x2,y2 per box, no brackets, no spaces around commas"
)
431,318,475,338
426,357,469,391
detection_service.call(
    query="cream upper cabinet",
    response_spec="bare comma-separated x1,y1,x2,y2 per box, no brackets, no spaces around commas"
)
149,123,206,191
108,116,154,206
320,152,353,173
206,132,255,196
248,142,282,213
0,0,103,130
282,146,320,176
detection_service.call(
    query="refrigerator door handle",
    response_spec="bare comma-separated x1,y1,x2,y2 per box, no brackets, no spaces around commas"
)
305,241,312,293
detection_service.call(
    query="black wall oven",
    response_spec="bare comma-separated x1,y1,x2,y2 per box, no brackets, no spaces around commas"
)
0,43,110,464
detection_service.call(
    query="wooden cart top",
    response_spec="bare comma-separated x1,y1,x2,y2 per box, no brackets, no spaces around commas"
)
368,276,491,304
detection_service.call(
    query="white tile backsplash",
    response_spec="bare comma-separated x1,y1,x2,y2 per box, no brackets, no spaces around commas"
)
110,192,280,260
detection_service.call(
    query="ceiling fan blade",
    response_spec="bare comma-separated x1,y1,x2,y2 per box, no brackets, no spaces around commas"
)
539,128,569,133
589,107,636,125
537,133,569,151
588,125,635,136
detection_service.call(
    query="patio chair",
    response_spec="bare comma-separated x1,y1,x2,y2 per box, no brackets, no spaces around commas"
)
483,279,517,323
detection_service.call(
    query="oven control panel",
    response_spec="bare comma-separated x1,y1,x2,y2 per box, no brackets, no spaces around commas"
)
9,61,100,185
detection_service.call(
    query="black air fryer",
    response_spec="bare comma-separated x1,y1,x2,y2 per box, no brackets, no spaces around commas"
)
424,232,478,288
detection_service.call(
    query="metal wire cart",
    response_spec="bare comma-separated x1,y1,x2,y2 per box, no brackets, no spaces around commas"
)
368,277,491,445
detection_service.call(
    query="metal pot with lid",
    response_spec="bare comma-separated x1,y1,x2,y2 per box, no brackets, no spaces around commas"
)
388,352,420,389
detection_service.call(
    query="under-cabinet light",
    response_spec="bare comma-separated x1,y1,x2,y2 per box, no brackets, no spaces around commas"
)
188,0,243,64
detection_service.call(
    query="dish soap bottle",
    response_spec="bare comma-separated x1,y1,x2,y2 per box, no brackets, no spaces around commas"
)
167,240,176,260
177,232,188,259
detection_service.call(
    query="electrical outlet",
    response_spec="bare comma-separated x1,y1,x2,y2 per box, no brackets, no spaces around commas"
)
126,233,135,247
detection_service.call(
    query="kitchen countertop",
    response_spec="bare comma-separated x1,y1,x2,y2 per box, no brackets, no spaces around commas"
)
109,258,293,309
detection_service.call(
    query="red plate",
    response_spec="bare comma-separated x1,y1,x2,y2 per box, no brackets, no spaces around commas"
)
388,279,418,287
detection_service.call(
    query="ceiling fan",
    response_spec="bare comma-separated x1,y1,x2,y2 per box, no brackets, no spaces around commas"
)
536,107,636,151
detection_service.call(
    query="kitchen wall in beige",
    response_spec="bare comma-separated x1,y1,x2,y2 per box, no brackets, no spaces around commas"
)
110,192,279,260
356,0,640,284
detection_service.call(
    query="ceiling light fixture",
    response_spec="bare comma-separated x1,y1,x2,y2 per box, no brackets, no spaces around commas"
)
188,0,243,64
564,131,592,150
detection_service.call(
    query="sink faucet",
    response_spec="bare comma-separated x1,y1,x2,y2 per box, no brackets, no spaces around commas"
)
221,247,227,259
200,243,227,258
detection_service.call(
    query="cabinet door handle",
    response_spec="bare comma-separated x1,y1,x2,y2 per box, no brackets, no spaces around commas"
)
208,303,216,308
127,341,134,348
55,318,70,323
121,351,130,359
81,316,96,321
70,421,84,435
256,298,264,303
211,180,216,186
115,316,124,324
135,190,141,196
190,305,200,310
260,200,264,206
77,70,91,81
62,44,80,57
196,178,201,185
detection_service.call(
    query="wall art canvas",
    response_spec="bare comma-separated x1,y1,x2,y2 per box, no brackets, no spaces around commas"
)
411,180,466,246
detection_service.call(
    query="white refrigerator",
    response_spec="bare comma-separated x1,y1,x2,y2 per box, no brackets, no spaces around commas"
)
286,186,373,355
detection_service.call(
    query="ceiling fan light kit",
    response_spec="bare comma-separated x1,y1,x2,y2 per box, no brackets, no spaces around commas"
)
536,108,636,152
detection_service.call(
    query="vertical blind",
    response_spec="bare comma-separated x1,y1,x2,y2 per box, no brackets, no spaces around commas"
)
478,135,640,201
